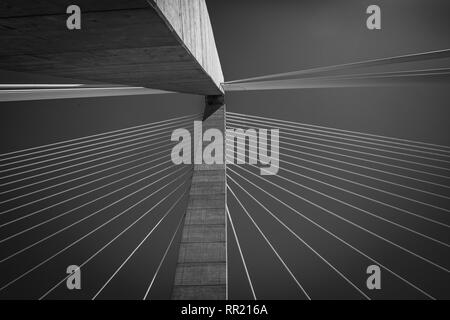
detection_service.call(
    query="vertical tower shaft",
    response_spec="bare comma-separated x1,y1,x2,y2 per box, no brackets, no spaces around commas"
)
172,97,226,300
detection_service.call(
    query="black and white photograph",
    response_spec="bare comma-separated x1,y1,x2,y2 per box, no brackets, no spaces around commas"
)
0,0,449,311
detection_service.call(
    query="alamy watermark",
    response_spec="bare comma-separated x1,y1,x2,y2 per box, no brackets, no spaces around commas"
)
171,121,280,176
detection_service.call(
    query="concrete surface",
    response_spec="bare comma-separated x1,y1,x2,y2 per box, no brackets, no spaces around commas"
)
0,0,224,95
172,105,226,300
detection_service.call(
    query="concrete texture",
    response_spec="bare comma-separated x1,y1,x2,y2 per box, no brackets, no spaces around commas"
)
0,87,170,102
172,105,226,300
152,0,224,91
0,0,223,95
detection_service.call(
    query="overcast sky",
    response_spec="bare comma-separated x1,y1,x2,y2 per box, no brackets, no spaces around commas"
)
208,0,450,145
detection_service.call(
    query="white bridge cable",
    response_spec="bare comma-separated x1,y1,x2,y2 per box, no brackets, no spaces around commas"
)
0,119,195,179
226,123,450,181
0,151,174,219
0,167,192,293
225,68,450,84
92,181,190,300
0,113,201,161
143,202,188,301
227,118,450,167
225,135,450,212
228,185,311,300
227,175,370,300
0,158,174,231
0,87,170,103
227,112,450,154
226,128,450,195
0,142,178,203
0,115,198,171
226,125,450,196
227,114,450,157
40,172,192,300
228,165,450,274
227,144,450,242
0,125,192,193
0,126,186,188
0,160,176,231
225,205,257,300
222,69,450,91
226,166,435,300
0,165,189,263
224,48,450,84
0,132,168,187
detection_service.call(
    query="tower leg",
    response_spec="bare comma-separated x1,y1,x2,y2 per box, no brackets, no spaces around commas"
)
172,97,226,300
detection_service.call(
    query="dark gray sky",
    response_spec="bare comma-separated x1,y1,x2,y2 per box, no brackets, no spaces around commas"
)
209,0,450,145
210,0,450,80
